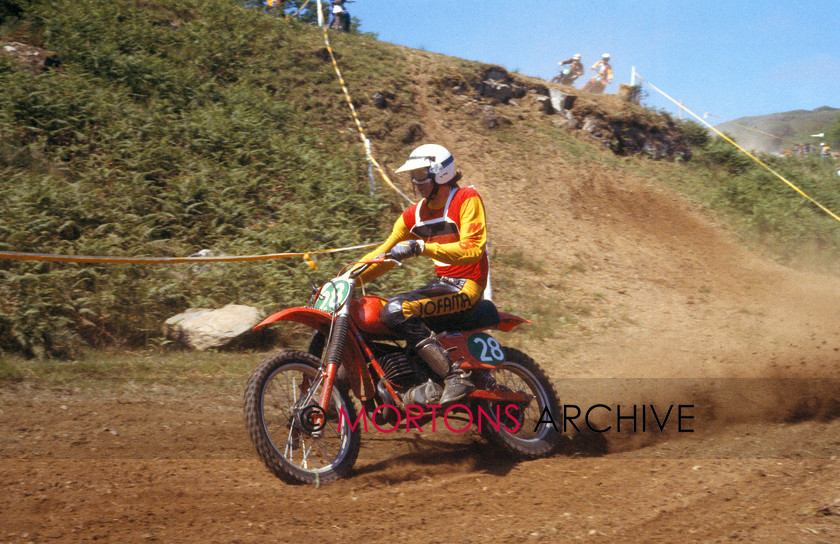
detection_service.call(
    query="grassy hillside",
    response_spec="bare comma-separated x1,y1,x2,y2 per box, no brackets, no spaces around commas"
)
643,124,840,264
2,0,840,360
715,106,840,154
0,0,421,357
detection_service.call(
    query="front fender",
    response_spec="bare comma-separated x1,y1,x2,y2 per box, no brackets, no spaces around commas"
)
253,306,332,335
254,307,377,402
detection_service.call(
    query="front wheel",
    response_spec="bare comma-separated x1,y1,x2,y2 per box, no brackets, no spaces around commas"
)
478,348,563,458
244,351,361,484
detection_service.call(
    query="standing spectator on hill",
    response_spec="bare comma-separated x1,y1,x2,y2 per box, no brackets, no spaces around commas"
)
328,0,350,31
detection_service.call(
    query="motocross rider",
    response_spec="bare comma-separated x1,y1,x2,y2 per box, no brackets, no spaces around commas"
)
591,53,613,85
357,144,489,405
559,53,584,78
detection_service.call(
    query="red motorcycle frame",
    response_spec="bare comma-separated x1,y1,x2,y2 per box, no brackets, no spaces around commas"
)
244,256,562,484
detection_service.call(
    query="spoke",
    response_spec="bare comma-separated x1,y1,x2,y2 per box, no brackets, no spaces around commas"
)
284,425,295,460
265,374,299,429
267,374,294,412
301,439,313,470
312,430,336,462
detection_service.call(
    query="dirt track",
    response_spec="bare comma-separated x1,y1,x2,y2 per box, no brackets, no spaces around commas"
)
3,55,840,543
1,382,839,543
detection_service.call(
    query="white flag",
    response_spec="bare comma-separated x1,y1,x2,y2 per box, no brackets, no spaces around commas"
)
810,133,825,138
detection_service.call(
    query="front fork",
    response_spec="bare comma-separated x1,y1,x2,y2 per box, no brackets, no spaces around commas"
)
300,305,352,435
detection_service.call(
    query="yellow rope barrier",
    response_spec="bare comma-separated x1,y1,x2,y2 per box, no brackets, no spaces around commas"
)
319,21,415,204
638,74,840,225
0,243,378,265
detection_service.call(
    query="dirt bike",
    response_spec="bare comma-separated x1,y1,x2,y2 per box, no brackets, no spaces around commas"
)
551,64,580,86
581,77,609,94
243,254,563,484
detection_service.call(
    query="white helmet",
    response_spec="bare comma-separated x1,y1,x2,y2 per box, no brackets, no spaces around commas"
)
602,53,610,60
395,143,456,185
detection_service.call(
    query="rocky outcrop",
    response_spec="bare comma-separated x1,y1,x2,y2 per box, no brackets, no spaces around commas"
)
1,41,61,73
606,119,692,161
471,66,528,104
548,89,577,113
453,66,692,161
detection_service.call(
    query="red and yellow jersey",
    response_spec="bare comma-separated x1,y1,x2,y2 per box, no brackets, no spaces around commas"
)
358,186,489,287
591,60,613,81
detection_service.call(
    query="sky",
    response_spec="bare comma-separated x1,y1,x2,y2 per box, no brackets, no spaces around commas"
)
334,0,840,124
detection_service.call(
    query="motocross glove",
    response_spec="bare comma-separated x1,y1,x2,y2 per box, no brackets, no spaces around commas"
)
389,240,424,261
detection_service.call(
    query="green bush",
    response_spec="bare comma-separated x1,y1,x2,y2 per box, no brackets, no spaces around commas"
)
701,134,753,174
1,0,412,357
678,119,711,147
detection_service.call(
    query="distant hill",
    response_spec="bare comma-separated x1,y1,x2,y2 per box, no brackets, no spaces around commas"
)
715,106,840,154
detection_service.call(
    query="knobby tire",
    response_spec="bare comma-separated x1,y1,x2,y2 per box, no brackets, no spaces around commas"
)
244,351,361,485
478,347,563,458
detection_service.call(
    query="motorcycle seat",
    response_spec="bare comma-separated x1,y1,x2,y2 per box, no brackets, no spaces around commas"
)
428,299,501,333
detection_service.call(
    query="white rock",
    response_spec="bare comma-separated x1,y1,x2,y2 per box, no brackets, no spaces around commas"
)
164,304,264,350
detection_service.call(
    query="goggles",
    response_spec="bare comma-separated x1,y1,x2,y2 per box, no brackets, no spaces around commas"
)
410,168,432,185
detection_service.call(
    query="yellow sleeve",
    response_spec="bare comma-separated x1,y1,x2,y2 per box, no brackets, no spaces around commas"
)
421,194,487,265
355,215,410,284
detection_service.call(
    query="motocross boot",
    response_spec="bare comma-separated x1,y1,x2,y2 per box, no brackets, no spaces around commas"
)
415,334,475,405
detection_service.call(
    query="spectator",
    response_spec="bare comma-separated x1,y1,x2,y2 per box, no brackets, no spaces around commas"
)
328,0,349,31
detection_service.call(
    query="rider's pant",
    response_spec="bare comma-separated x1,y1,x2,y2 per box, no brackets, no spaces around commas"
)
380,277,484,346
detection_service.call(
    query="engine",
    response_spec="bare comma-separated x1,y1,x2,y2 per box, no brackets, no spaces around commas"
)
378,351,417,389
376,350,441,407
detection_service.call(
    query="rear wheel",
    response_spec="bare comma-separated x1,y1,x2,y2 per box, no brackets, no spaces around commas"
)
478,348,562,458
244,351,361,484
582,80,605,93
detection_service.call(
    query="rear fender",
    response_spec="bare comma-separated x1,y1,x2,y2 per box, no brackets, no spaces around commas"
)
440,311,530,371
495,311,530,332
